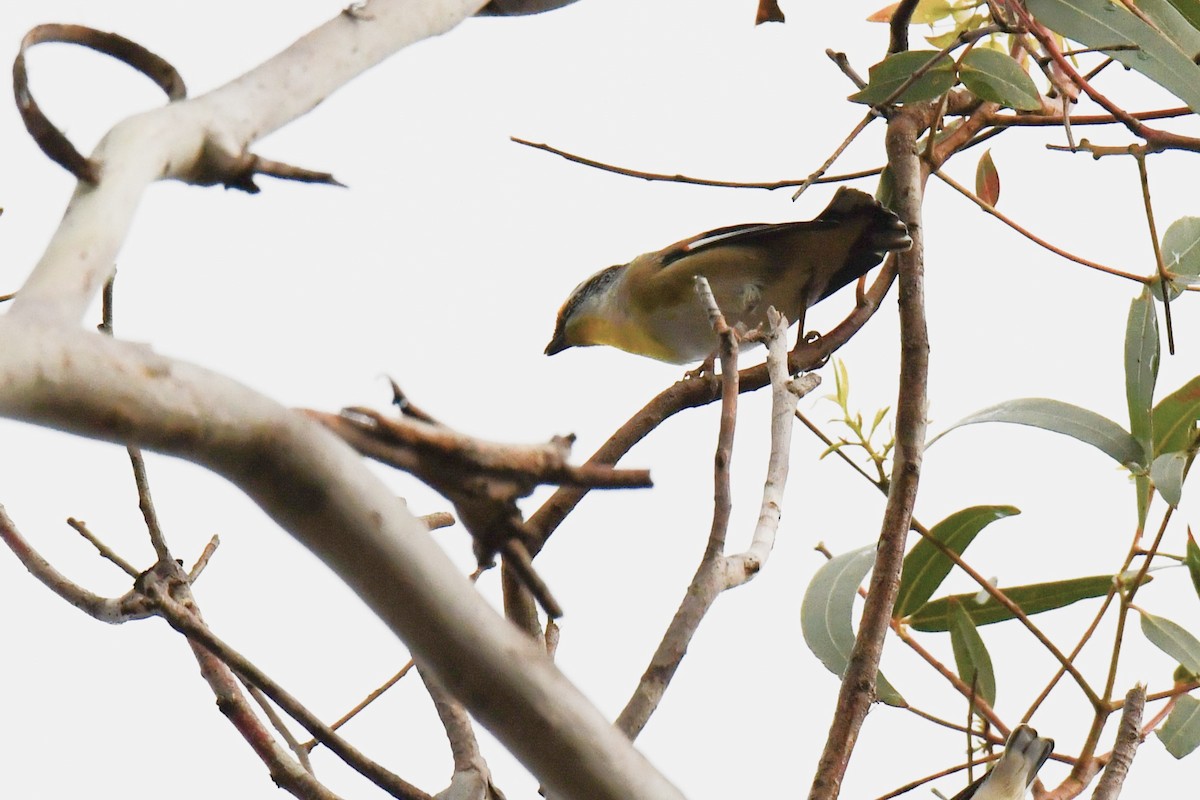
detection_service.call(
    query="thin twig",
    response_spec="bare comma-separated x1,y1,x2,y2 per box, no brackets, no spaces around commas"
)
189,535,220,581
1133,149,1175,354
141,565,345,800
0,504,152,623
306,661,418,750
933,169,1146,283
66,517,140,577
151,587,432,800
511,136,881,190
244,682,316,775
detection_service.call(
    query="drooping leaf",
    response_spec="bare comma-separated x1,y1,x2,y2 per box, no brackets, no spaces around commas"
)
1140,610,1200,675
907,574,1145,632
959,48,1043,110
1186,530,1200,600
1152,375,1200,456
929,398,1144,468
1158,695,1200,759
1126,289,1160,463
1026,0,1200,113
895,506,1020,617
801,545,905,705
1151,451,1188,507
948,598,997,707
975,149,1000,206
849,50,958,105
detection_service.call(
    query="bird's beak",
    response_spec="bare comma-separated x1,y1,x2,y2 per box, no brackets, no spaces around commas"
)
544,333,568,356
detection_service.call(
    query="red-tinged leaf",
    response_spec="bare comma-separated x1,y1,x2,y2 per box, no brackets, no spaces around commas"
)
975,149,1000,206
867,3,900,22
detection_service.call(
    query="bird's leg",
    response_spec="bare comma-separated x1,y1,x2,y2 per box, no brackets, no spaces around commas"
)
684,352,718,380
788,307,811,357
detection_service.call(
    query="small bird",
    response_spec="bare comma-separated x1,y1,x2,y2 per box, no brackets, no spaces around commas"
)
950,725,1055,800
544,187,911,364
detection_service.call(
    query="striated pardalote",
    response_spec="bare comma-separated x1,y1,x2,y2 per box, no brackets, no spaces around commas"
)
544,187,911,364
950,725,1055,800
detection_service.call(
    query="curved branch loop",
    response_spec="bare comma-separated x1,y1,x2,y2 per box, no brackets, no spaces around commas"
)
13,23,187,183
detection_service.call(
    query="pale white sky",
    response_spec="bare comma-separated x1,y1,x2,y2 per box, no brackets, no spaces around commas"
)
1,2,1197,799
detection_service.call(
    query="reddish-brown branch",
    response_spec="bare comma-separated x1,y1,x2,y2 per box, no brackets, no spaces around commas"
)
807,103,931,800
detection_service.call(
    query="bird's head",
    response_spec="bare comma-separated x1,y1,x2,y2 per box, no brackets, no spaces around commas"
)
544,264,628,356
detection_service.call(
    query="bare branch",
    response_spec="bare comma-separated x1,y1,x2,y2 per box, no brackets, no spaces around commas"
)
420,666,506,800
65,516,140,578
808,102,932,800
615,300,810,740
0,1,685,795
1091,686,1146,800
152,584,433,800
1,504,151,623
140,565,345,800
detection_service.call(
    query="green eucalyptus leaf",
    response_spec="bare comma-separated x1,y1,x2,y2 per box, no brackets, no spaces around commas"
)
1143,0,1200,57
801,545,904,705
959,48,1043,110
1126,288,1160,462
1152,375,1200,456
1158,695,1200,759
1026,0,1200,113
1151,451,1188,507
1140,610,1200,674
1186,531,1200,600
930,398,1143,468
1157,217,1200,301
849,50,958,105
948,598,998,707
1164,0,1200,42
895,506,1020,618
907,574,1144,632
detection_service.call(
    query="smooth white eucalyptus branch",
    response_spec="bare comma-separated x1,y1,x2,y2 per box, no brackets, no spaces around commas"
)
1,1,682,798
11,0,489,324
615,302,808,740
724,309,815,585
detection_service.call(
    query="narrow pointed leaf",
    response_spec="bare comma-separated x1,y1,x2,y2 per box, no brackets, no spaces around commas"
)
948,599,997,707
930,398,1143,467
849,50,958,105
1186,531,1200,600
1027,0,1200,113
1140,610,1200,674
1151,451,1188,507
1152,375,1200,456
896,506,1020,618
959,48,1043,111
907,574,1145,632
1137,473,1153,531
801,545,904,705
1158,695,1200,759
1126,288,1160,462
